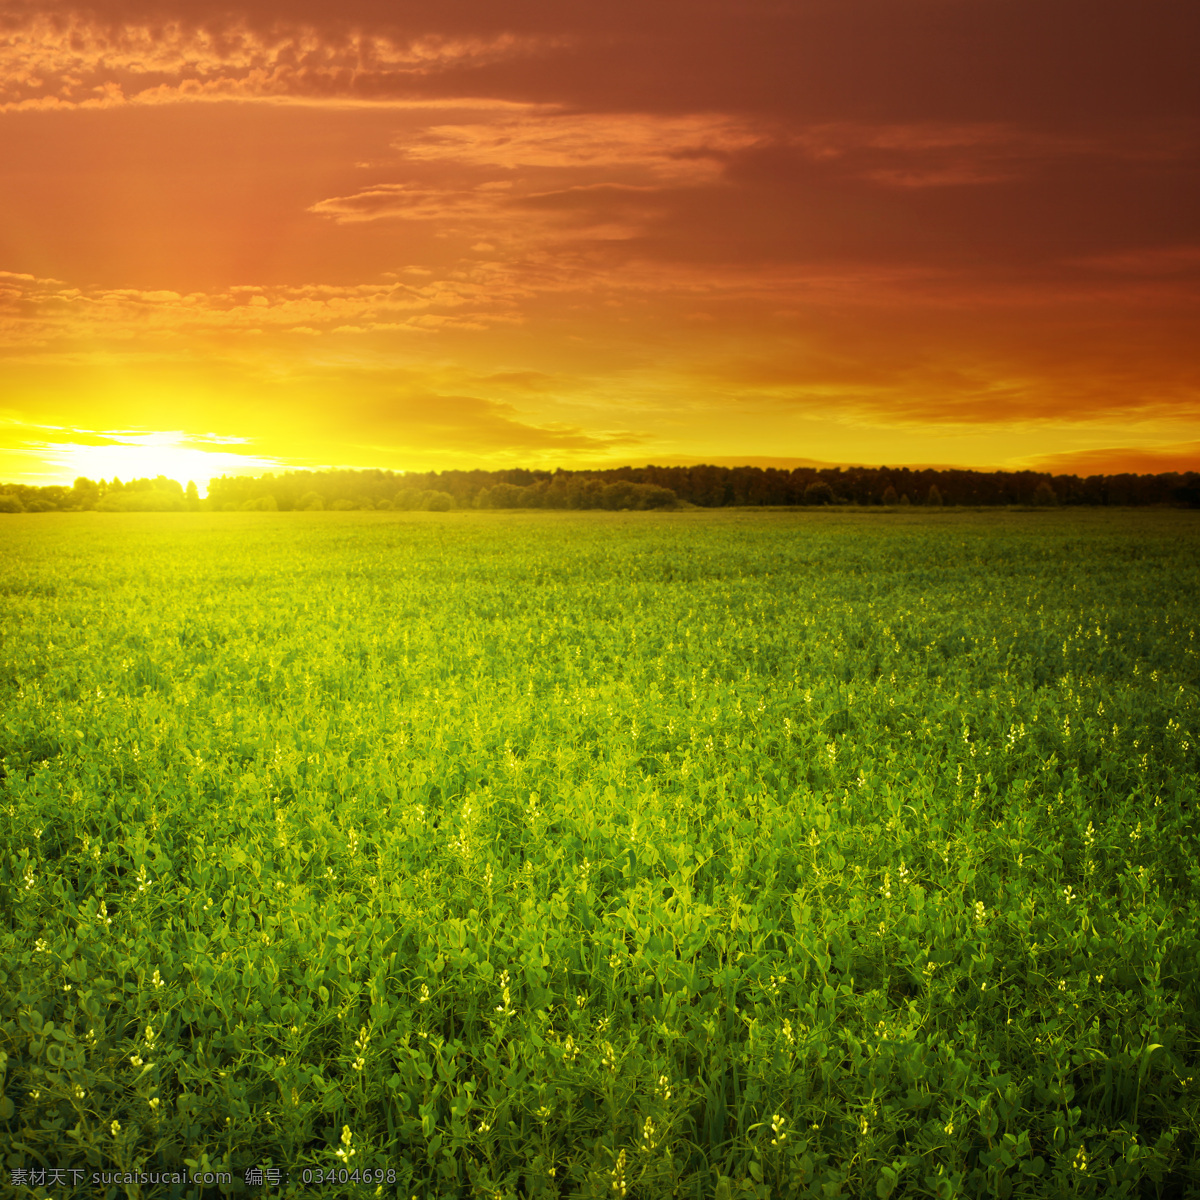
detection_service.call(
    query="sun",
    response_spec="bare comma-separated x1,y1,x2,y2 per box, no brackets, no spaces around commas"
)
43,431,284,498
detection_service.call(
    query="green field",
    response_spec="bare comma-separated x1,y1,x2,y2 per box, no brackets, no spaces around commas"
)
1,508,1198,1199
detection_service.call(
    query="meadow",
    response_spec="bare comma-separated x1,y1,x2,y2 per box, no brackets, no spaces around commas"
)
0,507,1198,1200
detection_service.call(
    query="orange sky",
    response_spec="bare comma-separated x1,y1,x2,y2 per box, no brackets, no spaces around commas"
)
2,0,1198,491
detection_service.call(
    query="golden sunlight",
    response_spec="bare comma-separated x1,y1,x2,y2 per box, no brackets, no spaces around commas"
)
45,432,282,497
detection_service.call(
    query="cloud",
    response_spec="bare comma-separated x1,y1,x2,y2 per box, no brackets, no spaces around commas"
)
0,13,571,110
344,392,646,453
0,268,529,347
0,422,128,449
308,182,508,223
778,120,1200,191
398,111,762,180
1018,442,1200,476
1066,245,1200,276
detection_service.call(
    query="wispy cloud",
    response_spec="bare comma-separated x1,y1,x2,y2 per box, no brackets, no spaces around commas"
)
0,13,571,110
1019,442,1200,476
399,111,762,180
0,269,527,347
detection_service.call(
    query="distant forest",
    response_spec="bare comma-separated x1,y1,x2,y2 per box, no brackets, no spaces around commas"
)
2,463,1199,513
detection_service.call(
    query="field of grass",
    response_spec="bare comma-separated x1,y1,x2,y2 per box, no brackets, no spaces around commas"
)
1,507,1198,1200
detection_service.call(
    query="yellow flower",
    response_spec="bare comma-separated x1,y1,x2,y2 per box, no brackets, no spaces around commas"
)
335,1125,356,1162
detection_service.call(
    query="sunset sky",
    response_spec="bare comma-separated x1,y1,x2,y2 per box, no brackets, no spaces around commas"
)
2,0,1198,492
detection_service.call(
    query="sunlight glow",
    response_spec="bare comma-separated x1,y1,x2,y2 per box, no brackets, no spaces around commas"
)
42,432,283,497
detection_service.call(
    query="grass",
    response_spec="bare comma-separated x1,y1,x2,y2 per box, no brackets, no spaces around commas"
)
1,506,1198,1199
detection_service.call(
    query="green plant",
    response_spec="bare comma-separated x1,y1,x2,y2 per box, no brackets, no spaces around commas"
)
0,508,1196,1198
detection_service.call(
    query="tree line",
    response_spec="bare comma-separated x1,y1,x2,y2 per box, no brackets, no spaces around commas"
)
2,464,1198,513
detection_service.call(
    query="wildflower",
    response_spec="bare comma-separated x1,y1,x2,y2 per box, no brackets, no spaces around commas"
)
601,1041,616,1072
149,1096,160,1111
782,1019,794,1046
974,900,987,926
419,983,431,1004
495,971,515,1016
144,1025,156,1047
642,1116,657,1150
110,1119,121,1136
563,1035,578,1065
152,969,164,989
73,1084,85,1100
1073,1145,1088,1173
944,1119,954,1136
353,1025,369,1071
610,1148,627,1197
335,1125,356,1162
34,938,48,954
130,1054,143,1068
771,1113,787,1145
656,1074,672,1101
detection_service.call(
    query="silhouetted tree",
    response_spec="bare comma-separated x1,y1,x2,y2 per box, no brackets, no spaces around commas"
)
803,480,835,506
